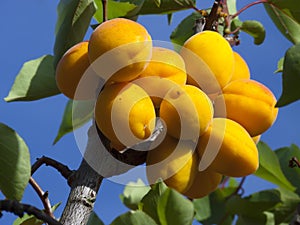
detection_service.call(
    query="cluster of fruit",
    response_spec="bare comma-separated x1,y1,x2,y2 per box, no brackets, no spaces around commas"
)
55,18,278,199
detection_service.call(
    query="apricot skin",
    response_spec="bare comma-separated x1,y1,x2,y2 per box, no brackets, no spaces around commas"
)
180,30,234,93
197,118,259,177
88,18,152,83
146,135,198,193
56,41,100,100
214,79,278,137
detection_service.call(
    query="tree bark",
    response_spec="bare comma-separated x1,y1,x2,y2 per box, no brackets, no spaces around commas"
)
58,123,147,225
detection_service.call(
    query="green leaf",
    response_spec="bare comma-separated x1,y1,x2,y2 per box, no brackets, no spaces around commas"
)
254,142,295,191
157,189,194,225
271,188,300,224
140,179,168,224
0,123,30,201
240,20,266,45
120,179,151,210
275,57,284,73
53,99,94,144
170,12,204,49
276,44,300,107
154,0,161,7
193,196,211,221
4,55,60,102
54,0,96,67
94,0,141,23
275,145,300,195
199,187,236,225
226,189,281,216
264,1,300,44
13,202,61,225
87,211,105,225
110,210,157,225
227,0,237,15
236,211,275,225
139,0,195,15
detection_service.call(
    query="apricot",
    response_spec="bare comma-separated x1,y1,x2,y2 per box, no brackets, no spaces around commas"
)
183,169,222,199
214,79,278,136
134,47,187,107
252,135,261,144
230,51,251,82
55,41,101,100
197,118,259,177
133,77,181,108
146,135,198,193
88,18,152,83
94,82,156,148
159,85,213,140
180,31,234,93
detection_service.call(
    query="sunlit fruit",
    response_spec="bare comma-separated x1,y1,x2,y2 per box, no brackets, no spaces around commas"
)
183,169,222,199
134,47,187,107
159,85,213,140
146,135,198,193
197,118,259,177
55,41,100,100
94,82,156,148
88,18,152,83
180,30,234,93
230,51,251,82
214,79,278,136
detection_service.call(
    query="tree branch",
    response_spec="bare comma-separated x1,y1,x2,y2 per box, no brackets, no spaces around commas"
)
102,0,107,22
31,156,74,184
0,200,61,225
29,177,53,218
289,157,300,168
203,0,221,31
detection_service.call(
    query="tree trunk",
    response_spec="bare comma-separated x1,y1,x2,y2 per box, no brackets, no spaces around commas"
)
59,159,103,225
58,123,148,225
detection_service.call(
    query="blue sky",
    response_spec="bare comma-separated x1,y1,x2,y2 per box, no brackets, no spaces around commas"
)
1,0,300,224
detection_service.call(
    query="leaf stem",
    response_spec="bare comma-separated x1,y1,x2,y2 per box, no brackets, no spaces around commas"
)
29,177,54,218
0,200,61,225
231,0,268,19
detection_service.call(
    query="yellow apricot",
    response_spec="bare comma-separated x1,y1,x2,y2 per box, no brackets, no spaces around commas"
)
159,85,213,140
230,51,250,82
197,118,259,177
183,169,222,199
214,79,278,136
252,135,261,144
94,82,156,148
146,135,198,193
133,77,182,109
134,47,187,107
180,31,234,93
88,18,152,83
55,41,101,100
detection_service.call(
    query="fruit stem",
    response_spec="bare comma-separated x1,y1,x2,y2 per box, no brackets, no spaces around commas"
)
102,0,108,22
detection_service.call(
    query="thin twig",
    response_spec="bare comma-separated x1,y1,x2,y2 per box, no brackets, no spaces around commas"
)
29,177,53,218
0,200,61,225
289,157,300,168
231,0,268,18
102,0,107,22
227,177,246,199
31,156,73,180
